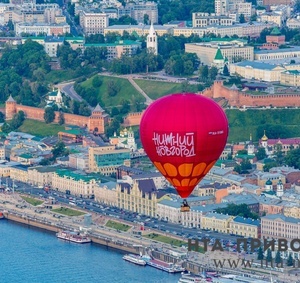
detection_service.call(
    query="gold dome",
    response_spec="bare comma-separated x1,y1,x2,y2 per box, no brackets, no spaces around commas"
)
261,130,268,141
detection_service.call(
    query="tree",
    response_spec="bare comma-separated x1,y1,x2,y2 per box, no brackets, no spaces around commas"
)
144,14,150,24
199,65,209,81
223,64,229,76
58,111,65,125
275,250,282,265
52,141,68,159
266,248,272,262
287,254,294,266
256,147,267,160
0,112,4,123
44,107,55,124
92,76,103,88
239,14,246,23
107,80,120,97
209,66,219,81
285,148,300,169
257,247,264,260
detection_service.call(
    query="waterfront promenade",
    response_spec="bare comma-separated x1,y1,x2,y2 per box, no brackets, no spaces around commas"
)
0,192,299,283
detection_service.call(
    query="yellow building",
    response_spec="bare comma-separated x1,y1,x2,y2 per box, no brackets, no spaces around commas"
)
52,169,98,198
283,205,300,219
229,60,285,82
280,70,300,86
88,146,131,176
10,165,28,182
201,212,233,233
261,214,300,240
95,181,117,207
185,39,254,65
116,179,163,217
27,166,60,187
229,216,260,238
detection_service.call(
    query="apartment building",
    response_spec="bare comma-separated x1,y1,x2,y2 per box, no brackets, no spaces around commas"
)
192,13,233,28
88,146,131,176
79,10,109,35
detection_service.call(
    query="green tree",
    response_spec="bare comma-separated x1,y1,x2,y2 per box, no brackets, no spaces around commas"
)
199,65,209,81
287,254,294,266
1,122,11,133
0,112,4,123
58,111,65,125
52,141,68,159
107,80,120,97
266,248,272,262
275,250,282,265
144,14,150,24
92,76,103,88
285,148,300,169
44,107,55,124
223,64,229,76
255,147,267,160
257,247,264,260
239,14,246,23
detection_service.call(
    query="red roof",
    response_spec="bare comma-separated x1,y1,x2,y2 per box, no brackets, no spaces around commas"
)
265,138,300,146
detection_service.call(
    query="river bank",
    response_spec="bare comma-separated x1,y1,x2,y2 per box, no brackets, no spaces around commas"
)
0,192,297,282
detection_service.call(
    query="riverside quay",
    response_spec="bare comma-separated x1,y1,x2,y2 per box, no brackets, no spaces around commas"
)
188,238,300,253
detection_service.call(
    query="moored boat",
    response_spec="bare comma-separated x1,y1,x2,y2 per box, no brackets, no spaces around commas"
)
0,212,4,219
56,230,91,244
122,254,147,266
143,256,185,273
178,272,207,283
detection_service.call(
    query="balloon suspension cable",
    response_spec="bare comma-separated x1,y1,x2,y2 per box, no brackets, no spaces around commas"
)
180,199,190,212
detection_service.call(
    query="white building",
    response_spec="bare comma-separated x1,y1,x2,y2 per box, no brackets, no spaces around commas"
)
15,22,70,36
157,199,182,224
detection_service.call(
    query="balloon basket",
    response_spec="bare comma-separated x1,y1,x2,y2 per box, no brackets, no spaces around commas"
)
180,199,190,212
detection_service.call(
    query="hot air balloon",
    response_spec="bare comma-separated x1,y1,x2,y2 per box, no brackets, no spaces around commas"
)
140,93,228,212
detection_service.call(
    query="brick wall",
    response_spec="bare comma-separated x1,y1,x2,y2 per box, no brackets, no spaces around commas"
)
202,81,300,107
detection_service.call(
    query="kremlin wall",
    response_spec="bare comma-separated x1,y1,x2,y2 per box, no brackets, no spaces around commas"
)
4,80,300,134
202,80,300,107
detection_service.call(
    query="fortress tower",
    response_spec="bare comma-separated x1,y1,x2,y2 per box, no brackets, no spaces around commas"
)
5,95,17,120
88,104,109,134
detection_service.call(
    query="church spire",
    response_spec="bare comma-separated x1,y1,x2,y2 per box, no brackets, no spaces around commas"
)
147,22,158,55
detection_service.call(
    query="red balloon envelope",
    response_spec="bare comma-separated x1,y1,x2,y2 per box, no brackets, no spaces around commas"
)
140,93,229,199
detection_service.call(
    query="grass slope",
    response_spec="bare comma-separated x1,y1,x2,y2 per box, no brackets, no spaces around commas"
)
134,79,198,100
18,119,65,137
81,75,144,108
21,196,44,206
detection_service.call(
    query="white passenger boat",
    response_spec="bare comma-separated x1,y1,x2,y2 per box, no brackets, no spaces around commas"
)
56,230,91,244
122,254,147,266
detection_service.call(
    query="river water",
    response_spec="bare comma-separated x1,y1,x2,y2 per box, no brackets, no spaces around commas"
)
0,220,181,283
